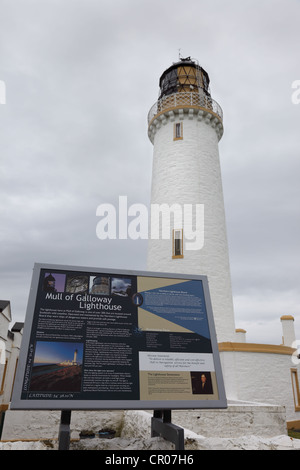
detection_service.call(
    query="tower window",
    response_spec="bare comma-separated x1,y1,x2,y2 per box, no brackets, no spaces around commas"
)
172,229,183,258
174,122,183,140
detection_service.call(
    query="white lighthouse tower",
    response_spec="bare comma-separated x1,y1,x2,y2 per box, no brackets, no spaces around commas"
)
147,57,236,343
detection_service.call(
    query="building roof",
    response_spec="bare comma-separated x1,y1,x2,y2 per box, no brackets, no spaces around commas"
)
0,300,10,312
11,322,24,332
0,300,12,322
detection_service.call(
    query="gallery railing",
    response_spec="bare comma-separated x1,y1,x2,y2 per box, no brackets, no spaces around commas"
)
148,91,223,124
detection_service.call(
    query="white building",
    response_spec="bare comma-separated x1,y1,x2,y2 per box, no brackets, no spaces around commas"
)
0,301,23,435
147,57,300,429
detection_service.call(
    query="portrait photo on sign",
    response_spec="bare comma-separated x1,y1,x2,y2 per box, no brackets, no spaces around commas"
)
190,371,213,394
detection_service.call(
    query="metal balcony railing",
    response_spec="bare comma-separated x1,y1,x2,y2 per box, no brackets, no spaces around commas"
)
148,92,223,125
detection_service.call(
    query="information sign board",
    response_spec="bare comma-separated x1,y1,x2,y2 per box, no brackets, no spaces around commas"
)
11,263,227,410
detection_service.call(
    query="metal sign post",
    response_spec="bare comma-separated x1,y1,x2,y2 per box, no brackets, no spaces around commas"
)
151,409,184,450
58,409,72,450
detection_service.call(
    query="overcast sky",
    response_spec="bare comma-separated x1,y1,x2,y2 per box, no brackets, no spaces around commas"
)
0,0,299,345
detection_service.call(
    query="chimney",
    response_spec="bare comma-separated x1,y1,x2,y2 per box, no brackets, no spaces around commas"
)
235,328,246,343
280,315,296,347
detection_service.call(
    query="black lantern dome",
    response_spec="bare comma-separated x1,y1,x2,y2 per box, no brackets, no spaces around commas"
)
158,57,211,100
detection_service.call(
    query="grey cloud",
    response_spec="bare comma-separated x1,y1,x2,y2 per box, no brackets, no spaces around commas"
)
0,0,299,346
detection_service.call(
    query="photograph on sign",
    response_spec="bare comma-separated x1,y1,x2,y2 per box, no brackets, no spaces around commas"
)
11,263,227,410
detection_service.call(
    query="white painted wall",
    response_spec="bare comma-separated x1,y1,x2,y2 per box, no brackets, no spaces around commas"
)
220,350,300,422
0,305,23,409
147,109,236,343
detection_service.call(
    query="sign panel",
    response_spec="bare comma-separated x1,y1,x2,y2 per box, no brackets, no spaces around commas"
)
11,263,227,410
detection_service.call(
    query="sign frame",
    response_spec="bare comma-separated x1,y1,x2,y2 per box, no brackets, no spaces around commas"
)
11,263,227,410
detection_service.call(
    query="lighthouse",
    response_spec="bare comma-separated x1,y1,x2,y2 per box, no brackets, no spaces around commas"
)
147,57,236,343
73,349,78,365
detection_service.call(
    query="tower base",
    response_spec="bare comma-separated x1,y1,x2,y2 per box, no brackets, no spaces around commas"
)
171,400,287,438
2,401,287,443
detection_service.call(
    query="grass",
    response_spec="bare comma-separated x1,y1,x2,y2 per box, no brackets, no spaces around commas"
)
288,430,300,439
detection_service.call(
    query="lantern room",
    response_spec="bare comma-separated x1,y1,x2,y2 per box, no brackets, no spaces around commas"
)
158,57,211,100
